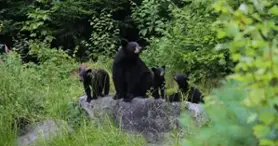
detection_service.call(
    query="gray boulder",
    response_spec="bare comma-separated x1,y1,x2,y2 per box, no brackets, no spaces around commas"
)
17,120,73,146
79,95,207,143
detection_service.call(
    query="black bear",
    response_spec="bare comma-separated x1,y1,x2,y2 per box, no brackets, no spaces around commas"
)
150,66,166,99
79,65,110,102
112,40,153,102
168,74,204,103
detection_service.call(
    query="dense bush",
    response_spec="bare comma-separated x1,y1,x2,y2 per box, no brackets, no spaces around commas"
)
140,0,234,84
0,0,136,61
82,10,120,60
131,0,169,39
131,0,187,40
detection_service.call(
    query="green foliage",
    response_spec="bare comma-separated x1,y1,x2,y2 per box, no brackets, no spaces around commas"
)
131,0,169,38
0,1,33,36
0,22,3,32
182,80,258,146
182,0,278,145
214,0,278,145
141,0,234,83
0,0,133,61
22,6,54,42
131,0,187,39
27,40,77,80
82,11,120,60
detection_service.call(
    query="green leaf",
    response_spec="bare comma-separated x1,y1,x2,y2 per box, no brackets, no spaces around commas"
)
259,112,275,125
253,124,270,138
269,5,278,15
260,139,275,146
227,22,239,37
217,30,226,39
247,113,258,123
218,59,226,65
140,29,148,37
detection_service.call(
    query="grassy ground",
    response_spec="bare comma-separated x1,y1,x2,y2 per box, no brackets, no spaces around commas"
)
0,53,148,146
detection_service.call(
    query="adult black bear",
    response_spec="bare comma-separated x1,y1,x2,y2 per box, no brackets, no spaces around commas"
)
79,65,110,102
151,66,166,99
112,40,152,102
168,74,204,103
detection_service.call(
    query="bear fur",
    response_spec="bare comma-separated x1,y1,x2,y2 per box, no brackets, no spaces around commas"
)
112,40,152,102
79,65,110,102
168,74,204,103
150,66,166,99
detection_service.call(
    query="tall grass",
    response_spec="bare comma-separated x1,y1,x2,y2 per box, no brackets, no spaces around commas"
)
0,51,146,145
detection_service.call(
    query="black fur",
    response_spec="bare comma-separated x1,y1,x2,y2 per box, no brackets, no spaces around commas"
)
79,67,110,102
168,74,204,103
151,66,166,99
0,44,9,54
112,40,152,102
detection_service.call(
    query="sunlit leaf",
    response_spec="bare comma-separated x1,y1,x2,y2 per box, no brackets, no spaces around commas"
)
247,113,258,123
260,139,275,146
269,5,278,15
217,30,226,39
253,124,270,138
259,112,275,125
239,3,248,14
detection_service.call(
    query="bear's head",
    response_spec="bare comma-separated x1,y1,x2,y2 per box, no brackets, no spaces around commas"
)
78,64,93,82
79,64,100,82
173,74,189,90
120,40,142,57
79,67,91,82
151,66,166,77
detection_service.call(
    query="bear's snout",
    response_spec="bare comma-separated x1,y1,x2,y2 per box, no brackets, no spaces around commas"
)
134,46,142,54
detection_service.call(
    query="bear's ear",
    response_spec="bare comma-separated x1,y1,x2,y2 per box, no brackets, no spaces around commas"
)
162,65,166,70
86,69,92,73
151,67,157,72
117,46,122,51
173,74,177,81
121,39,128,48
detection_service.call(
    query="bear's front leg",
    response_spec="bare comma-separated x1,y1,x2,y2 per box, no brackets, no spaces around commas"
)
112,67,126,100
82,81,94,102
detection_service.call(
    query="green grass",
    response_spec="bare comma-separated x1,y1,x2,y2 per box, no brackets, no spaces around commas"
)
35,118,146,146
0,53,147,145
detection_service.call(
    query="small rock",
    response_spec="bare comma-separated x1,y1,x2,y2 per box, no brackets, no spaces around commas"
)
17,120,73,146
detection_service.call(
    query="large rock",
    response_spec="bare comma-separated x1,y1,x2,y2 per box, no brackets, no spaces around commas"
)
79,95,207,143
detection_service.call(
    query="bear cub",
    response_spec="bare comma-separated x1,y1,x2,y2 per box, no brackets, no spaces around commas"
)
79,65,110,102
168,74,204,103
151,66,166,99
112,40,152,102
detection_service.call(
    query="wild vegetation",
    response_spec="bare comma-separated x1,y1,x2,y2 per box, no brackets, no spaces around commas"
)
0,0,277,145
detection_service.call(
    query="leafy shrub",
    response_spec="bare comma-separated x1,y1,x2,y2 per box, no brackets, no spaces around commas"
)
131,0,169,39
131,0,187,40
82,10,120,60
182,80,258,146
140,0,234,84
182,0,278,145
